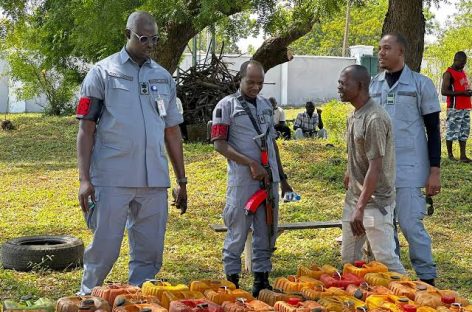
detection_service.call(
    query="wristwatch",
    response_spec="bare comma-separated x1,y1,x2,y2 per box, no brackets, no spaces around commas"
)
176,177,188,184
280,173,288,181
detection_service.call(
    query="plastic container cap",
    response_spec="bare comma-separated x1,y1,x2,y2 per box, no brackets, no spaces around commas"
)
288,298,301,305
441,296,456,304
403,305,417,312
354,260,366,267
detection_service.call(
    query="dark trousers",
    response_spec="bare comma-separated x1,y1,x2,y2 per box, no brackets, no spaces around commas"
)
274,124,291,140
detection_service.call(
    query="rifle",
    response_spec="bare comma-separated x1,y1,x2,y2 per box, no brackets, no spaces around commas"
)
244,132,274,238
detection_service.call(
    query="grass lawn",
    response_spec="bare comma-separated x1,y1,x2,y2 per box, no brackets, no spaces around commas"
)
0,105,471,300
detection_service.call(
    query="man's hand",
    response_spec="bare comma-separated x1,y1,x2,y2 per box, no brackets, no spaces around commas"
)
350,207,366,236
249,160,268,181
280,179,293,198
78,180,95,213
343,171,350,190
172,184,188,215
425,167,441,197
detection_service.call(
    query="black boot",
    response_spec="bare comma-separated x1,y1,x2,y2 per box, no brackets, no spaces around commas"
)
226,273,239,289
252,272,272,297
420,278,435,286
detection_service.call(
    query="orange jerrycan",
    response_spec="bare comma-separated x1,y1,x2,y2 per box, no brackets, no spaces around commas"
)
190,280,237,293
317,296,366,312
204,288,254,305
462,305,472,312
56,296,111,312
161,291,205,309
222,298,274,312
343,261,388,278
301,286,347,300
346,283,392,301
257,290,296,307
274,276,323,293
274,298,326,312
169,299,224,312
113,303,167,312
388,281,435,301
365,294,415,312
296,264,338,279
417,307,437,312
142,280,189,300
364,272,410,287
113,294,161,309
92,283,141,306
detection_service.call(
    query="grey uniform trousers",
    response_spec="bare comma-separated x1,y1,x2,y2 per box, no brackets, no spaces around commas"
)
223,183,279,274
394,187,436,280
80,186,168,295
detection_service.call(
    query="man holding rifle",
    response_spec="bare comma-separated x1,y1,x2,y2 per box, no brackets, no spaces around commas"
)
211,60,293,297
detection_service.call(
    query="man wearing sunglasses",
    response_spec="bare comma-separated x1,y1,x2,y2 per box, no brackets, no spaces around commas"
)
76,11,187,294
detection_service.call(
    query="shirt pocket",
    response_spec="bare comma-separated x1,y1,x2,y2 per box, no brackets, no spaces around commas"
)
395,91,419,123
106,76,133,106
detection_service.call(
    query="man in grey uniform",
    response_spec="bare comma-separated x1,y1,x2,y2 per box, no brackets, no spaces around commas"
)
370,33,441,285
76,11,187,294
211,60,292,296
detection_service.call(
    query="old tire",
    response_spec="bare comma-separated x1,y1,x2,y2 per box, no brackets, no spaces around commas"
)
1,235,84,271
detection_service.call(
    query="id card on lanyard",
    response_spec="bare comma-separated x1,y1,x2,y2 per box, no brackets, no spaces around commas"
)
150,84,167,117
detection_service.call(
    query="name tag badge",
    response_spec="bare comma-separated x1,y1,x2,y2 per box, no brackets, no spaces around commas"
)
140,82,149,95
387,93,395,105
156,98,167,117
258,114,266,124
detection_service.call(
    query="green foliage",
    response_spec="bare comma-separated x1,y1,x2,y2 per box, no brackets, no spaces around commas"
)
1,16,76,115
423,0,472,86
290,0,387,56
322,99,353,144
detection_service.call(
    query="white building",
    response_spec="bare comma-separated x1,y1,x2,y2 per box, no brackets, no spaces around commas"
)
1,52,364,113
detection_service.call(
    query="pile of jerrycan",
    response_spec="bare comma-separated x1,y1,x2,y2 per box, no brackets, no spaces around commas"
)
2,260,471,312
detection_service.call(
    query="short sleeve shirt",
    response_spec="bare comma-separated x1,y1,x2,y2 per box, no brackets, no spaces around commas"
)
294,112,319,131
273,107,286,124
211,92,280,186
345,98,395,208
81,48,183,187
369,65,440,187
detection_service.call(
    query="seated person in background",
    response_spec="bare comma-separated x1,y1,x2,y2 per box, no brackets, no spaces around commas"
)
269,97,291,139
293,101,327,139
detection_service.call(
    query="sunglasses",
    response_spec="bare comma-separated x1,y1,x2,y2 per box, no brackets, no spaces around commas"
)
129,29,159,45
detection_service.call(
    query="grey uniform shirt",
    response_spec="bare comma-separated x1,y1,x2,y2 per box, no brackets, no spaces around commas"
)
212,92,280,186
369,65,440,188
80,48,183,187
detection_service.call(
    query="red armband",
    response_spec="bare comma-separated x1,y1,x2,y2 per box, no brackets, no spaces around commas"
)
76,97,91,117
76,96,104,121
211,124,229,141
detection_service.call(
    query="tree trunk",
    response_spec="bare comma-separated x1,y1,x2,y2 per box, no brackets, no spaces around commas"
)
382,0,424,72
252,19,318,72
152,21,200,73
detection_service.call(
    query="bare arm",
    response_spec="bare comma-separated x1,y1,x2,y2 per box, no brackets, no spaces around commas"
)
350,157,382,236
77,120,96,213
441,71,471,97
213,139,267,181
273,140,292,196
165,125,187,213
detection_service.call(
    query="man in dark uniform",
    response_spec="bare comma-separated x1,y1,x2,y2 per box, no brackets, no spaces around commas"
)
210,60,292,296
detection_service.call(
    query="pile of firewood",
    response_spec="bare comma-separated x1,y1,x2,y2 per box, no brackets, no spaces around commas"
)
177,54,239,125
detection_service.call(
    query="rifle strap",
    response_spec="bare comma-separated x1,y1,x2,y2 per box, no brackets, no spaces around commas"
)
236,94,263,135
